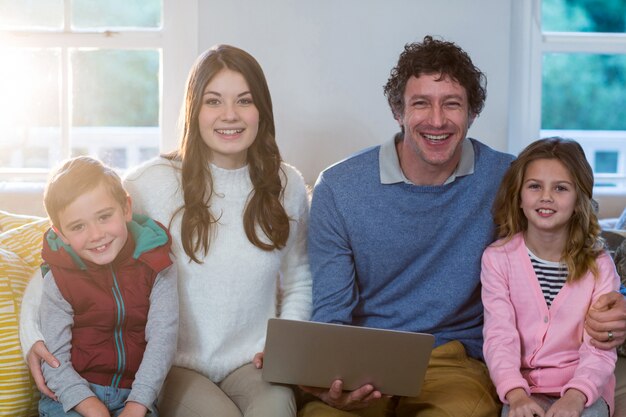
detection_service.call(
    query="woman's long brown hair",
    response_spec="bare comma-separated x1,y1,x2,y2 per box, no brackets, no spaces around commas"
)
492,137,603,282
164,45,289,264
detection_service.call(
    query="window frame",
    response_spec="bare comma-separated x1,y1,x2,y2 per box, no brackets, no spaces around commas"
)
0,0,198,180
509,0,626,191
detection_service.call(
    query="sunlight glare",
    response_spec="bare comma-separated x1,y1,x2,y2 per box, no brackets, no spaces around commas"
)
0,49,43,128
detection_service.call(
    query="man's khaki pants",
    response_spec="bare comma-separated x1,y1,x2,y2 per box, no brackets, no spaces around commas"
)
298,340,500,417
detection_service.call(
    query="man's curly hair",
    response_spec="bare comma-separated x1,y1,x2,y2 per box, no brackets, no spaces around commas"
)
383,35,487,120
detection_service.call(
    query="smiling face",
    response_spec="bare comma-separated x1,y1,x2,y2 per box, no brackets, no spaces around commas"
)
198,68,260,169
56,182,132,265
520,158,577,238
395,73,473,184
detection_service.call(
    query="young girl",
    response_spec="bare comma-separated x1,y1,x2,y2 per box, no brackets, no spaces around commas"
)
481,137,620,417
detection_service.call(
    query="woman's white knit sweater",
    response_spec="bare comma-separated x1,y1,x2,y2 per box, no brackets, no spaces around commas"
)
123,158,312,382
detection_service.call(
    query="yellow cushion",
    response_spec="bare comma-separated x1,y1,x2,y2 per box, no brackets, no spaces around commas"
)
0,211,44,234
0,213,48,417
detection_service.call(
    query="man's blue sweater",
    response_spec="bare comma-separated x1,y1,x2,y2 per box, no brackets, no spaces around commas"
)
309,138,514,359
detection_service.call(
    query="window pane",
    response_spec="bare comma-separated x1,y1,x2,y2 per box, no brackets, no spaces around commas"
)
70,127,159,170
139,147,159,161
542,0,626,33
0,48,60,169
71,49,160,169
23,147,50,168
71,147,89,157
72,0,162,29
98,148,127,169
72,49,159,127
0,0,63,30
542,53,626,130
595,151,619,174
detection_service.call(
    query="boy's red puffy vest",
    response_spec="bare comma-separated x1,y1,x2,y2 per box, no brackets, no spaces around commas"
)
42,219,172,388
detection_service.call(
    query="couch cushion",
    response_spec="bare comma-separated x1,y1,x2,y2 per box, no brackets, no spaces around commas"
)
0,211,44,234
0,213,48,417
615,207,626,231
615,357,626,417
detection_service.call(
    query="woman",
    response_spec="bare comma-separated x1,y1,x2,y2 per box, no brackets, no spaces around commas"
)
21,45,312,417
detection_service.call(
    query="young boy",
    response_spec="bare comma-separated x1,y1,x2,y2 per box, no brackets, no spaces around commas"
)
38,156,178,417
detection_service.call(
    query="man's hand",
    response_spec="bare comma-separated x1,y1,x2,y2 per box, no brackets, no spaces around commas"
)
253,352,264,369
585,291,626,349
26,340,59,400
300,380,384,411
118,401,148,417
545,389,585,417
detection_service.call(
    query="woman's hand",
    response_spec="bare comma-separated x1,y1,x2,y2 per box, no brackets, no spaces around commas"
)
299,380,384,411
585,291,626,349
253,352,264,369
27,340,59,400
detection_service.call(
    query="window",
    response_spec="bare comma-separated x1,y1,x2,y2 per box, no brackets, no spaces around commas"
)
510,0,626,190
0,0,197,181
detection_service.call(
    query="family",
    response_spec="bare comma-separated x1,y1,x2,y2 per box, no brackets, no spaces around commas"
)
18,35,626,417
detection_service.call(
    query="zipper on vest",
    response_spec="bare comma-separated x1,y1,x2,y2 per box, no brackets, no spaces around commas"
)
110,266,127,388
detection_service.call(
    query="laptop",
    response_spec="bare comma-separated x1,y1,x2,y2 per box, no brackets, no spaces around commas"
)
262,318,435,397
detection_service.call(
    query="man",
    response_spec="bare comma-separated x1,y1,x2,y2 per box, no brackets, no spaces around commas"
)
299,35,626,416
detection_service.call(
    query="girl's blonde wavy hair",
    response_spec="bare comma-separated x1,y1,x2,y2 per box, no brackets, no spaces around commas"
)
493,137,603,282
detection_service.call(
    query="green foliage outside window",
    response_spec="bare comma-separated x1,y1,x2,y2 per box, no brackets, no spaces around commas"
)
541,0,626,131
543,0,625,32
73,0,161,28
542,53,626,130
73,50,159,127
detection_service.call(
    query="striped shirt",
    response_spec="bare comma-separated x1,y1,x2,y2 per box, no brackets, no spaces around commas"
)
527,248,568,307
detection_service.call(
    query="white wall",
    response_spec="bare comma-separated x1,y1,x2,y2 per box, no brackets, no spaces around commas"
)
195,0,513,184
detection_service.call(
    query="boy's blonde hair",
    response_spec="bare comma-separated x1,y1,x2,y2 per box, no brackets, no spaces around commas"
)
493,137,603,282
44,156,128,231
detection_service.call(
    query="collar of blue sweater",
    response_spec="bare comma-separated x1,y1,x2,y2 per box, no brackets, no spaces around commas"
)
379,135,475,185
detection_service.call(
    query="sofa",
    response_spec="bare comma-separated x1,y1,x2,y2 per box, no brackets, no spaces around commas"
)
0,210,49,416
1,187,626,417
606,226,626,417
